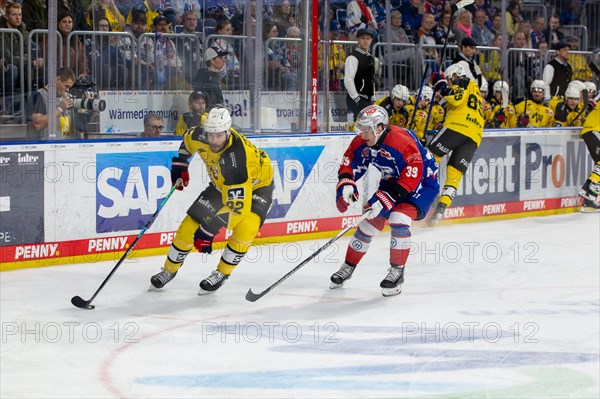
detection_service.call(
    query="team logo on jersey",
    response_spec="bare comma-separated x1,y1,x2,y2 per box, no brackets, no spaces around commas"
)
95,151,175,233
227,187,245,201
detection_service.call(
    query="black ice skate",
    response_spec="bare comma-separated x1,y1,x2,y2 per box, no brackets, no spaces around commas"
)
427,203,447,227
330,262,356,289
149,268,177,290
581,198,600,213
198,269,229,295
579,180,600,202
380,265,404,297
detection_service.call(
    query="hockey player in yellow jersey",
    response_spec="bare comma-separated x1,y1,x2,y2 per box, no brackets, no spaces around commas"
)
150,107,274,294
578,94,600,212
405,86,433,142
486,81,517,128
514,80,554,128
426,63,484,226
375,84,411,128
553,81,587,127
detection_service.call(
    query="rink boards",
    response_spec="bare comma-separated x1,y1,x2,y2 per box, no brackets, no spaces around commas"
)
0,128,591,269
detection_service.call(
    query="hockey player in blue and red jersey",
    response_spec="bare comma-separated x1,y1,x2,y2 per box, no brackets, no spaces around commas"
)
332,104,439,296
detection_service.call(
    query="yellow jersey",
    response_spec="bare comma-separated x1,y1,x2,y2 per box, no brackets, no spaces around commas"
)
181,127,273,228
442,80,485,145
581,101,600,137
514,99,555,127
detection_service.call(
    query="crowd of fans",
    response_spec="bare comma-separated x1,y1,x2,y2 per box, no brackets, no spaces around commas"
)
0,0,598,134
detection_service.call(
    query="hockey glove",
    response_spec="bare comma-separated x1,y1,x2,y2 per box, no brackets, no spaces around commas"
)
364,190,395,219
336,178,359,213
430,71,445,86
171,156,189,190
493,108,506,127
432,79,448,95
517,114,529,128
193,224,216,254
353,96,361,105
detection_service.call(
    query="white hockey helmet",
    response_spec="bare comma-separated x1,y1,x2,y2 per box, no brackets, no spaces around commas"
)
444,63,466,79
530,80,546,92
584,81,597,92
565,86,581,99
391,84,410,102
480,79,489,94
493,80,509,93
204,107,232,135
421,86,434,102
356,105,389,142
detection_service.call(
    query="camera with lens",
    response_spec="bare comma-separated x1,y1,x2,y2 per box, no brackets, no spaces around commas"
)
68,79,106,112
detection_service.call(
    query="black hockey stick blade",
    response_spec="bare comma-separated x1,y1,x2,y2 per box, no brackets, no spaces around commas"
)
245,288,263,302
245,210,372,302
71,295,96,310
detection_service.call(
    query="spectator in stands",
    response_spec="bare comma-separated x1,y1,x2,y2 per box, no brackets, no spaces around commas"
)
263,21,283,90
517,19,533,49
508,31,532,101
566,36,593,81
543,41,573,100
176,10,202,87
193,46,227,109
471,9,494,47
142,113,164,137
119,9,149,85
26,66,75,139
127,0,173,33
452,8,473,46
436,9,455,45
0,0,6,20
85,0,126,32
530,40,549,80
153,15,184,89
212,20,242,89
55,12,88,80
505,1,522,39
400,0,424,37
482,33,503,83
543,14,565,47
530,15,545,50
417,13,441,70
346,0,377,39
344,28,378,122
450,37,487,89
326,19,346,91
280,26,301,91
272,0,293,37
0,3,44,92
384,10,422,83
21,0,46,32
489,13,502,36
366,0,386,31
85,17,128,89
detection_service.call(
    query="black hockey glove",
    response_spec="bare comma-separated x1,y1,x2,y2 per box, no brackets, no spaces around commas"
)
171,156,189,191
193,223,217,254
517,114,530,128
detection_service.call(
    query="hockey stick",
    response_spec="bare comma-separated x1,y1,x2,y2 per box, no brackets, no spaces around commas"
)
423,0,474,133
71,182,180,309
568,88,589,127
589,61,600,79
409,63,430,130
245,210,372,302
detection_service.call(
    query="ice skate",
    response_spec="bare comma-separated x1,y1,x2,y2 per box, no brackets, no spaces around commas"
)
198,269,229,295
427,203,447,227
580,198,600,213
578,180,600,202
329,262,356,289
380,265,404,297
149,268,177,290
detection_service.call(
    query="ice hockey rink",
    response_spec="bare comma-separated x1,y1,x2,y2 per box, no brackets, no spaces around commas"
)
1,213,599,399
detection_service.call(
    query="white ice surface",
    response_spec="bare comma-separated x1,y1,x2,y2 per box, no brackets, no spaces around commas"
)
1,213,599,399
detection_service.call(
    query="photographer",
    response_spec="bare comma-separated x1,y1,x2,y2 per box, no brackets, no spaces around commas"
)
26,67,76,139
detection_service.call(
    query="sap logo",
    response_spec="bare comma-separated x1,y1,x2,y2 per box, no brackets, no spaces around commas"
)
96,152,175,233
264,146,325,219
